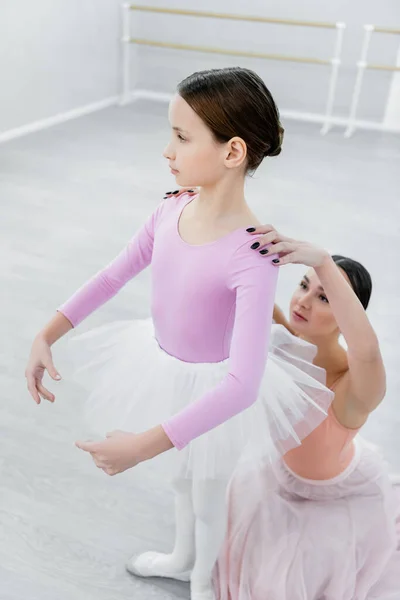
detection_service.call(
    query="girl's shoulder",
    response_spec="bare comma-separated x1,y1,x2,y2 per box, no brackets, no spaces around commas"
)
162,191,193,210
228,231,279,269
154,191,192,224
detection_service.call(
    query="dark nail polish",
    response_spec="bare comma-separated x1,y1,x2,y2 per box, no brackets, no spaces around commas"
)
163,196,168,199
165,191,172,195
246,227,256,232
172,190,179,194
272,259,280,264
259,249,269,255
251,242,260,250
188,189,194,193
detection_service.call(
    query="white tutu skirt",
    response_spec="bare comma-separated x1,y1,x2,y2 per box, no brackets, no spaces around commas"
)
69,320,334,481
215,438,400,600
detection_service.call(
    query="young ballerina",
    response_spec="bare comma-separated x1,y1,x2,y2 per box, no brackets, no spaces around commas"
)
25,68,333,600
215,225,400,600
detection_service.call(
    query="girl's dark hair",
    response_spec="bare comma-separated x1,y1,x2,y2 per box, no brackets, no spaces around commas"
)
177,67,284,173
332,255,372,310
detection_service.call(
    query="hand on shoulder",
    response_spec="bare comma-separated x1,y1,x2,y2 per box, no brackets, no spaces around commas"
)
163,188,198,200
247,225,329,268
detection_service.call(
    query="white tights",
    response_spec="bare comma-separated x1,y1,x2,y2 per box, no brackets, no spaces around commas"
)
127,477,228,599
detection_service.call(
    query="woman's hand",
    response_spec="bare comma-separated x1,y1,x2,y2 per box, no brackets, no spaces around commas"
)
248,225,329,268
25,336,62,404
163,188,198,199
75,426,174,476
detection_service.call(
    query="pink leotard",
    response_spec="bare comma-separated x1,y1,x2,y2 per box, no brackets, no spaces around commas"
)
59,194,278,449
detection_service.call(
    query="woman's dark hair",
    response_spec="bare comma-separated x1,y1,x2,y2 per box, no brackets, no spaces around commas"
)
332,255,372,310
177,67,284,173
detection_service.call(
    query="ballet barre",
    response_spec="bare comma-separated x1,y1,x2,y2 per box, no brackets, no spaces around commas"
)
130,39,331,66
373,26,400,35
128,6,338,30
345,24,400,137
121,4,346,135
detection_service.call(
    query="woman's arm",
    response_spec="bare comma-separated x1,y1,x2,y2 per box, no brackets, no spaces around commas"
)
249,226,386,417
273,304,296,335
314,256,386,415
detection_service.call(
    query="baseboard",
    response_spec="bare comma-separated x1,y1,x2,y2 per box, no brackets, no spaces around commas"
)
124,89,400,134
0,96,119,144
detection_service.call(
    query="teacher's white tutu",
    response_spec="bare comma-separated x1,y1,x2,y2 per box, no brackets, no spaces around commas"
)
70,320,334,481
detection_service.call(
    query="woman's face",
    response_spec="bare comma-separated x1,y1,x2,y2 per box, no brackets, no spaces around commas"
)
289,267,350,340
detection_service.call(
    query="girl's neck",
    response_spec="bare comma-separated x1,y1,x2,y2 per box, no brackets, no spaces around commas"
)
197,175,248,218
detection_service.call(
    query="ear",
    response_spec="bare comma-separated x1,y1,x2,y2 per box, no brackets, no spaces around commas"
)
224,137,247,170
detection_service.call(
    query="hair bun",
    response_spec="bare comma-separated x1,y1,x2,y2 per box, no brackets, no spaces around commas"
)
268,145,282,157
265,125,284,157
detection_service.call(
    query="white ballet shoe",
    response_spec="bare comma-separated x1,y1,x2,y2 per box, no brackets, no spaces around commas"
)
126,551,191,582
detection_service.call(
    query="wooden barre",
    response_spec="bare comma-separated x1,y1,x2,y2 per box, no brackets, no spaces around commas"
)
367,63,400,72
373,26,400,35
129,5,338,30
130,38,331,65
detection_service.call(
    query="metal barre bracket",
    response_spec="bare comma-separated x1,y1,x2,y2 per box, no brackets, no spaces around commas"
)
345,22,400,136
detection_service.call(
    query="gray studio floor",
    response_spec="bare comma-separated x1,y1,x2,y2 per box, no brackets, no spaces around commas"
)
1,100,399,599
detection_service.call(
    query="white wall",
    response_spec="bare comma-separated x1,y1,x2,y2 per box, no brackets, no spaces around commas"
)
0,0,121,135
1,0,399,137
128,0,400,122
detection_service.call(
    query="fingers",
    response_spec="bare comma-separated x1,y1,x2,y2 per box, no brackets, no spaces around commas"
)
246,224,275,235
250,232,281,251
273,252,298,266
247,226,292,250
75,440,118,476
26,374,41,405
163,188,197,200
90,455,113,474
105,430,123,438
45,361,62,381
37,382,55,403
75,440,98,453
254,240,298,265
25,357,61,404
259,241,296,257
103,467,117,476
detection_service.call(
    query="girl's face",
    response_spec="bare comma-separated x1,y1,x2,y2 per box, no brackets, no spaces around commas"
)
289,268,350,340
163,94,231,188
